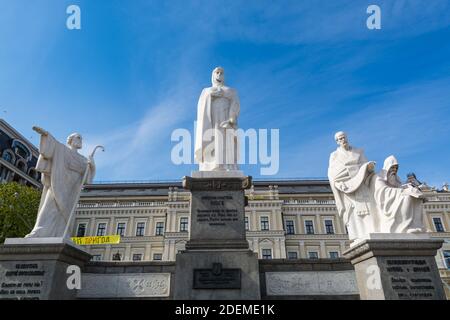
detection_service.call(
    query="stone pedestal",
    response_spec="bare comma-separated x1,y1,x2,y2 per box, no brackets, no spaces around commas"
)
174,175,260,300
0,238,91,300
343,235,446,300
183,175,251,251
174,250,260,300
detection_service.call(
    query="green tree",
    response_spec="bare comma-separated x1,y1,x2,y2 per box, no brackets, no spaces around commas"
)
0,182,41,243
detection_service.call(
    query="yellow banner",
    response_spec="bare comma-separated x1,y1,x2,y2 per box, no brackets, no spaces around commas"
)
71,235,121,245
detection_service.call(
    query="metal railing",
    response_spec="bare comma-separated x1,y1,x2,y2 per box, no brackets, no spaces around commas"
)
77,201,167,208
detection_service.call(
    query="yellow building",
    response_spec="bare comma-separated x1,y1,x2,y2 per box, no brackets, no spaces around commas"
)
74,179,450,296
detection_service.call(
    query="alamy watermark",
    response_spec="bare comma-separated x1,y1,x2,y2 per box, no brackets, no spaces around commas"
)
66,265,81,290
66,5,81,30
367,5,381,30
171,123,280,176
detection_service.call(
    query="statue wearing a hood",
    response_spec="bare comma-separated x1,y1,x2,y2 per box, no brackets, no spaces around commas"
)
328,131,377,243
372,155,425,233
194,67,240,172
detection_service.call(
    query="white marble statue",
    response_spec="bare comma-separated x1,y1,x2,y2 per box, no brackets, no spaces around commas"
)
194,67,240,172
372,155,425,233
26,127,96,239
327,131,377,242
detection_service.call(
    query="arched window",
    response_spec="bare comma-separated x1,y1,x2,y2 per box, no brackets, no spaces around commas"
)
28,168,39,180
2,150,15,163
12,140,31,161
16,159,27,173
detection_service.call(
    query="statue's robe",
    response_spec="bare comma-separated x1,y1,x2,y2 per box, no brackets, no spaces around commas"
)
372,156,424,233
328,147,377,242
26,134,94,238
194,85,240,171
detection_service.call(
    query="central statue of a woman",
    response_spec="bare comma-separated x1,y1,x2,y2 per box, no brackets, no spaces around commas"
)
194,67,241,173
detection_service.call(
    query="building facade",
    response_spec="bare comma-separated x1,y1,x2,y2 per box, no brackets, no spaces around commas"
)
74,179,450,294
0,119,41,188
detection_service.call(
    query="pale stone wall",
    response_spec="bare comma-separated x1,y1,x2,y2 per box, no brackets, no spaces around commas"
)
74,181,450,296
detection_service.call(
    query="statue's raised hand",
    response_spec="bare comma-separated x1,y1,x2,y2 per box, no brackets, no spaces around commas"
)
367,161,376,173
32,126,48,136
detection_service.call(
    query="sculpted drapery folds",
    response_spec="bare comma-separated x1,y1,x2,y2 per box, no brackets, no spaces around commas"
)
26,127,95,238
372,155,425,234
328,132,426,243
194,67,240,172
327,131,377,242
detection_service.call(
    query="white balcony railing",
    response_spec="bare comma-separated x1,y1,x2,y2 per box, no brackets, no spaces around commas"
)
77,201,167,209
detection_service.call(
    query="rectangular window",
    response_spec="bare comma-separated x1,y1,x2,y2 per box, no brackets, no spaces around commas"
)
132,254,142,261
91,255,102,261
260,216,269,231
112,252,122,261
262,249,272,259
329,251,339,259
433,217,445,232
287,251,298,259
153,253,162,261
325,220,334,234
308,251,318,259
305,220,314,234
155,222,164,236
444,251,450,270
179,217,188,232
96,223,106,236
76,223,87,237
116,223,126,236
136,222,145,236
245,216,249,231
285,220,295,235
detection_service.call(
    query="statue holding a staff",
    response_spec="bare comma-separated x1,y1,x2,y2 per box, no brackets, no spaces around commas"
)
26,126,104,239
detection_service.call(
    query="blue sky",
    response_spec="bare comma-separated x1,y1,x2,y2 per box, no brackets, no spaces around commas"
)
1,0,449,186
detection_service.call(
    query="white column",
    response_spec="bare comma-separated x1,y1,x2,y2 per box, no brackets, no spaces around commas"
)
251,210,257,231
128,216,135,236
170,240,177,261
274,238,281,258
172,212,178,232
104,245,111,261
162,240,171,261
254,238,260,258
299,241,306,258
144,243,152,261
89,216,96,236
340,241,348,256
320,240,327,258
108,216,115,235
296,214,302,234
147,215,154,236
271,209,278,231
165,210,173,232
124,244,132,261
279,238,286,259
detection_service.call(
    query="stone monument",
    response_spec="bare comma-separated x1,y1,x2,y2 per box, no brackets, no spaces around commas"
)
328,131,446,299
327,131,377,244
0,127,103,300
193,66,243,178
174,68,260,299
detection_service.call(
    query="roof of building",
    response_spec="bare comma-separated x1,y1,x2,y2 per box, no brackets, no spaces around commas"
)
0,118,39,155
81,178,333,198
